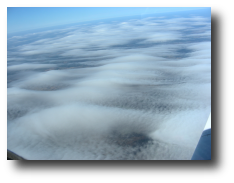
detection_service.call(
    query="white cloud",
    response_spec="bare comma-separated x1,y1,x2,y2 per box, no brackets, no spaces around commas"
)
7,13,211,160
7,63,56,71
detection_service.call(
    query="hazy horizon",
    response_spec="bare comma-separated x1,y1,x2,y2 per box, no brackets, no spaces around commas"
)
7,7,209,34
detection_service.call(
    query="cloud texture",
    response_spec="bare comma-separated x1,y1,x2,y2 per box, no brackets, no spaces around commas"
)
7,12,211,160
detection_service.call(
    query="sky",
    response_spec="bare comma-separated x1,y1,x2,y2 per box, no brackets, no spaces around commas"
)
7,8,211,160
7,7,208,33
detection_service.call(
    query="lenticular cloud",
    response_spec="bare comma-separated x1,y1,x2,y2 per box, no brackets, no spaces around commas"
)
7,10,211,160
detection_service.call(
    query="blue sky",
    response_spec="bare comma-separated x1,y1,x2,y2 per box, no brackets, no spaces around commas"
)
7,7,208,34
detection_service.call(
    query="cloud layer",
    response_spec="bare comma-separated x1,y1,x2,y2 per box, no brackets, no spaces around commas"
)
7,12,211,160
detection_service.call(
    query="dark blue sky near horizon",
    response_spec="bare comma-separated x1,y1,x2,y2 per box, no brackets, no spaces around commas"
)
7,7,211,160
